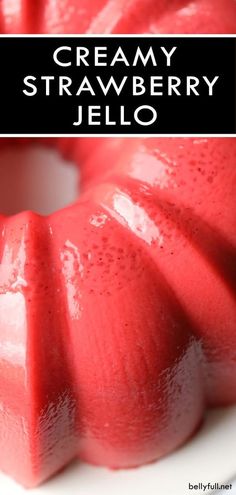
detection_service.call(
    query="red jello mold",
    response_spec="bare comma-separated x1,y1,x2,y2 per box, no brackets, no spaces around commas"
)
0,0,236,488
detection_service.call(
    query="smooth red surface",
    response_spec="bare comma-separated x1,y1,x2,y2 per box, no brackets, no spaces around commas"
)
0,0,236,489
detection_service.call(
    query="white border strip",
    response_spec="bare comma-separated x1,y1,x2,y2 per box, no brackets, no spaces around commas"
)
0,135,234,138
0,34,235,137
0,34,235,37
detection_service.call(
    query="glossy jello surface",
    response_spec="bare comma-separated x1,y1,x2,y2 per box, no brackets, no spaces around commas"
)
0,0,236,489
1,136,236,487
